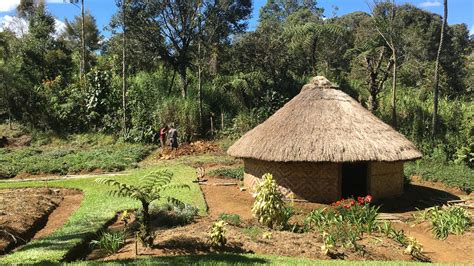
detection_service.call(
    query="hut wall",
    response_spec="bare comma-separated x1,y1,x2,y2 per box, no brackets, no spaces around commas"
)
368,161,404,198
243,159,341,203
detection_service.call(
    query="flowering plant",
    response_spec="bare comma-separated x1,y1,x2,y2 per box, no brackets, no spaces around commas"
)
305,195,379,255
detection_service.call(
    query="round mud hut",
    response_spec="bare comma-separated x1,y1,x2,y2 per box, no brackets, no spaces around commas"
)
227,76,422,203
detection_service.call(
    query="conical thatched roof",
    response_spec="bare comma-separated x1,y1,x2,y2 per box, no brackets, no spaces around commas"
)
227,76,422,162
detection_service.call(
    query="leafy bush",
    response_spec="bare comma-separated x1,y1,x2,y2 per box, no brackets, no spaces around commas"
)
90,230,126,255
208,220,227,248
251,173,290,229
218,213,241,226
153,202,199,227
209,167,244,180
419,206,471,239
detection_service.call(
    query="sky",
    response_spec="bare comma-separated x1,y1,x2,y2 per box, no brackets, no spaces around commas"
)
1,0,473,37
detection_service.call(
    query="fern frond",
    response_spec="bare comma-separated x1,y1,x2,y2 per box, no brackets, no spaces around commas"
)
167,197,186,209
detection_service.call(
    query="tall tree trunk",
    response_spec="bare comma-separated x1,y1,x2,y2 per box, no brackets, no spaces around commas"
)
391,51,397,128
432,0,447,137
197,36,203,133
368,72,378,112
80,0,86,80
179,65,187,98
122,0,127,136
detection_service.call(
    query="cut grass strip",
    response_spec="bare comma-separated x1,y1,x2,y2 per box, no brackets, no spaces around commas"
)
0,164,205,264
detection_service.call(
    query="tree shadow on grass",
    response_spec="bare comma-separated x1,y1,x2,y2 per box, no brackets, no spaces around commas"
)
377,184,460,213
153,236,250,255
95,253,268,265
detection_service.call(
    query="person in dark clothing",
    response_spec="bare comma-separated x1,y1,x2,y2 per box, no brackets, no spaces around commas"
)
168,125,178,150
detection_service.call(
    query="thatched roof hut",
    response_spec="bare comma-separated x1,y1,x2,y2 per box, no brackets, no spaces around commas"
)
228,76,422,203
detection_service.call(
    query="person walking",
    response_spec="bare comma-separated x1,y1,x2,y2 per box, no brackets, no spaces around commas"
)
159,125,168,148
168,124,178,150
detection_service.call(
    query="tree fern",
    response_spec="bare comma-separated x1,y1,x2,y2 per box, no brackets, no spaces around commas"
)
95,170,189,246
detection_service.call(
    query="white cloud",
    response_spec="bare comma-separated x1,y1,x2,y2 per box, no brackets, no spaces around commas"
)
1,15,66,38
0,0,66,13
0,0,20,12
418,1,441,8
53,18,66,37
470,25,474,36
0,15,28,36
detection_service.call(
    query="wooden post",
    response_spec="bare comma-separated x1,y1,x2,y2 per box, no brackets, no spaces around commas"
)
210,115,214,135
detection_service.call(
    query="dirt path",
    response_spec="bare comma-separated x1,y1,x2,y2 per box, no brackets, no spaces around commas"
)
394,223,474,264
0,172,128,183
32,190,83,239
199,176,254,220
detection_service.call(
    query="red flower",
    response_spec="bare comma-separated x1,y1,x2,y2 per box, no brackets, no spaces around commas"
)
357,196,365,205
365,195,373,203
343,205,350,209
350,200,355,206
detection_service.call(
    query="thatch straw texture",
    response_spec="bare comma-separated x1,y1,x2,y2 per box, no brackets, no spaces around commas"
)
228,76,422,162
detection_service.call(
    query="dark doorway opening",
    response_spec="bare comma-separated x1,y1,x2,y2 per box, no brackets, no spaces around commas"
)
341,162,368,198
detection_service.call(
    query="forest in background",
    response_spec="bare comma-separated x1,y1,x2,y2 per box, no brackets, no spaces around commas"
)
0,0,472,176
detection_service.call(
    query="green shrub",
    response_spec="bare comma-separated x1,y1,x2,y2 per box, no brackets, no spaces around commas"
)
420,206,471,239
90,230,126,255
153,202,199,226
218,213,241,226
405,159,473,194
209,167,244,180
208,220,227,248
251,173,289,229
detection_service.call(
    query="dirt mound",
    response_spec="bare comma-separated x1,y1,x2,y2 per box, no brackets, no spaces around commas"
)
156,141,222,160
0,188,82,254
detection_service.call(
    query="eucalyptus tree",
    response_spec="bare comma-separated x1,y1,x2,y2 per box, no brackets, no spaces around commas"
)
432,0,447,137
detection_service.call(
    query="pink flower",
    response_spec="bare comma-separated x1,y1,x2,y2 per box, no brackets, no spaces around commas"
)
365,195,373,203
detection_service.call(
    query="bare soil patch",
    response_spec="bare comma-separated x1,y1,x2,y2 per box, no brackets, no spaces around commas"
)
0,188,83,254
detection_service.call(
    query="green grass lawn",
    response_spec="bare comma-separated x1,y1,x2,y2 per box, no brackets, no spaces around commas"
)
0,134,154,178
0,163,206,264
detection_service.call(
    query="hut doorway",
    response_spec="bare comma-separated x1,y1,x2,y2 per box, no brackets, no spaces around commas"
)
341,162,368,198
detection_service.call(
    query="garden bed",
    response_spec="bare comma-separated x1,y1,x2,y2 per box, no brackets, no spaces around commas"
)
0,188,83,254
85,173,473,263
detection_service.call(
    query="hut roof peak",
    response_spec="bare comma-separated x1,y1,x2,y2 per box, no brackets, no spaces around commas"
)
301,76,337,92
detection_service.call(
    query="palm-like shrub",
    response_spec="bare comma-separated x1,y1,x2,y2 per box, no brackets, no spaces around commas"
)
251,173,288,229
95,170,189,246
208,220,227,248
